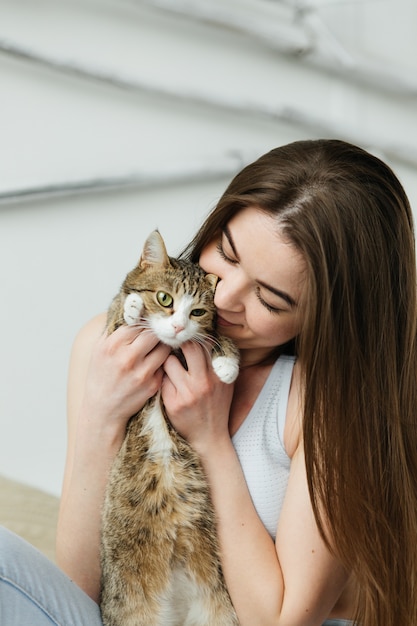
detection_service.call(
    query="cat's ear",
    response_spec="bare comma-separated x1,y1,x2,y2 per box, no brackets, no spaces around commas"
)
205,273,219,290
140,230,170,268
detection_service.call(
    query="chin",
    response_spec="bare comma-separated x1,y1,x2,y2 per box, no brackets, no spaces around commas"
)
159,333,192,349
158,336,180,349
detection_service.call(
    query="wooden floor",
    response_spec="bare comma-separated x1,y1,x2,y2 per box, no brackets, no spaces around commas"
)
0,475,59,562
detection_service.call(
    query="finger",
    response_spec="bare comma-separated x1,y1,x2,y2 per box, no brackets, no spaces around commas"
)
161,370,176,395
109,325,161,354
180,341,212,372
163,353,186,380
105,323,142,344
161,369,181,410
136,331,164,355
145,342,172,369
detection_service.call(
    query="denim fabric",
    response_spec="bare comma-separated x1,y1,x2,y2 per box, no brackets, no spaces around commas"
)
0,526,103,626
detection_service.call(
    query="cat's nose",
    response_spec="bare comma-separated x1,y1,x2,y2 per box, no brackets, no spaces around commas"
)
172,323,185,334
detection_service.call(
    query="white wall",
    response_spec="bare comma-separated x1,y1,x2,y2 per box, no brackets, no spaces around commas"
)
1,0,417,496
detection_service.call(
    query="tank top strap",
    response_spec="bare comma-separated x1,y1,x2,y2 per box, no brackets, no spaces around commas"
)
231,354,296,539
276,355,296,451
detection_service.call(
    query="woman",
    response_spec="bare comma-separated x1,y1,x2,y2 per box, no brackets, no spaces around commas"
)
1,139,417,625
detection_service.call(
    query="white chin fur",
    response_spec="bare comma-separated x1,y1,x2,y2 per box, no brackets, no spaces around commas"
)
151,322,195,349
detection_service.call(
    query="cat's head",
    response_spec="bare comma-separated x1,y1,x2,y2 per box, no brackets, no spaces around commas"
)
123,230,219,349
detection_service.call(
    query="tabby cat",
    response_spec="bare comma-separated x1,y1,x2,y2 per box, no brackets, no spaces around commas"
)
100,230,240,626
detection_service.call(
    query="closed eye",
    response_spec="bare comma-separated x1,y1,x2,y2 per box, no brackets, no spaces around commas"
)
255,286,283,314
216,241,238,265
218,225,296,313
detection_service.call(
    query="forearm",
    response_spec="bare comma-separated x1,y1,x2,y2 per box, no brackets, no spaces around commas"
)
56,413,124,601
199,438,284,626
57,315,171,600
206,441,351,626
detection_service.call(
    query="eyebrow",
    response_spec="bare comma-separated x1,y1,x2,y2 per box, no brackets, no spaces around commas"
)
223,225,297,308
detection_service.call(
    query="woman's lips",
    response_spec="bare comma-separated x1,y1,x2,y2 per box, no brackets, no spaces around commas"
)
217,315,236,327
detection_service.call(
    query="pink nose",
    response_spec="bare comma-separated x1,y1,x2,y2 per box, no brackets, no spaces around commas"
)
172,323,185,334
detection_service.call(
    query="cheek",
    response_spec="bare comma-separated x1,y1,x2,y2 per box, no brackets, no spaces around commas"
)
249,312,276,337
246,306,299,344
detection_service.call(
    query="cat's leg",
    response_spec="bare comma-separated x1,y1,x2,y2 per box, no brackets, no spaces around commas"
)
183,584,239,626
175,524,239,625
123,292,144,325
211,335,239,384
165,564,238,626
101,520,176,626
212,355,239,384
101,402,180,626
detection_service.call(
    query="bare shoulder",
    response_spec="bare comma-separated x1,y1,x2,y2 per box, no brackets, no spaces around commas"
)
61,312,109,505
72,312,107,353
284,359,303,458
67,313,107,421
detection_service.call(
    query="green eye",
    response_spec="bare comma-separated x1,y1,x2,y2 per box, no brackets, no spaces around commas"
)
157,291,173,308
191,308,206,317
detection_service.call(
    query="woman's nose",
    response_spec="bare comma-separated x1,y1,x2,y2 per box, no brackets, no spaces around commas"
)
214,274,246,312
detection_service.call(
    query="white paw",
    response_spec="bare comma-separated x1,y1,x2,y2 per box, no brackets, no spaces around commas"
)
123,292,144,325
212,356,239,384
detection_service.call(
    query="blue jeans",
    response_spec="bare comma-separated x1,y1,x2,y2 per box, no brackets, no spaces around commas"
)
0,526,354,625
0,526,102,625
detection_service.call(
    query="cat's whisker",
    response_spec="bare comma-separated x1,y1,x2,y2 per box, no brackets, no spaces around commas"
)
124,319,152,332
192,330,217,344
192,332,214,346
205,335,224,351
190,337,213,359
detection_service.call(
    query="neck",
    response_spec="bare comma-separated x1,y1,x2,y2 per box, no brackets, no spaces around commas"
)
239,347,281,369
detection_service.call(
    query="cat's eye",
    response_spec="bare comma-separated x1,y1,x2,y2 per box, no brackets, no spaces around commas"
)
157,291,173,308
191,309,206,317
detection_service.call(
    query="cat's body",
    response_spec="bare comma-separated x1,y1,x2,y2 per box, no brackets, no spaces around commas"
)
100,231,240,626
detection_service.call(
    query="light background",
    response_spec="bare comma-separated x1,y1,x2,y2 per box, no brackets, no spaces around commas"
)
1,0,417,495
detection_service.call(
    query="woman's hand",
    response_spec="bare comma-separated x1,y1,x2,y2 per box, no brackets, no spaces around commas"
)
161,341,235,454
81,323,172,432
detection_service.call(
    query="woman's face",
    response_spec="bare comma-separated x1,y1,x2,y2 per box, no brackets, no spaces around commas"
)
199,206,306,363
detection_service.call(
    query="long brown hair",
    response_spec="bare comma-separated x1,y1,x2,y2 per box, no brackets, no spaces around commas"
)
183,139,417,625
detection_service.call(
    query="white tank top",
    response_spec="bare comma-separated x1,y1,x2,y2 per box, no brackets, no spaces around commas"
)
232,355,295,540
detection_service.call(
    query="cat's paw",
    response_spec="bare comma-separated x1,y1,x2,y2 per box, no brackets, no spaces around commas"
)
123,292,144,325
212,356,239,384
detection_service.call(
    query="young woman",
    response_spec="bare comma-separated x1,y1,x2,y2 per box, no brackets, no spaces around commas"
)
1,139,416,626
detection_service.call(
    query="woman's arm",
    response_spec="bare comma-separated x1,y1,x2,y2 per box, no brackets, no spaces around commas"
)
162,343,349,626
204,441,348,626
56,314,171,600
